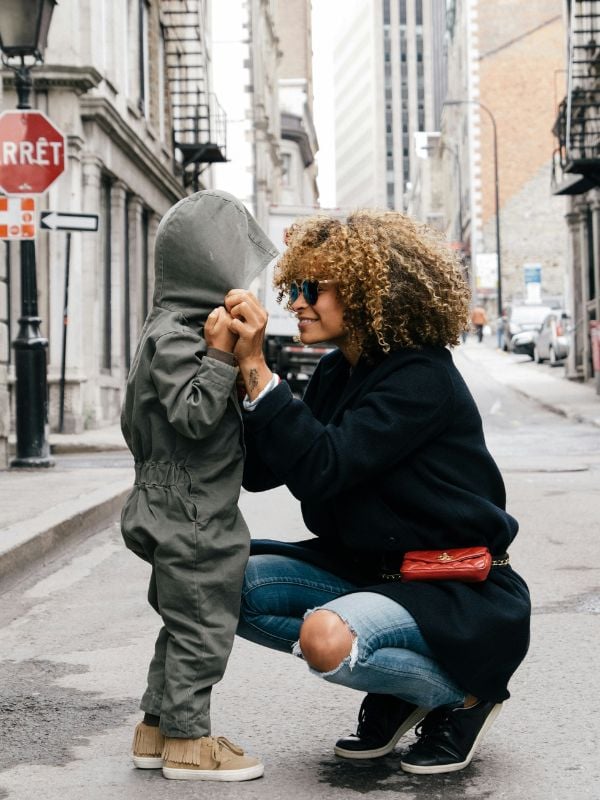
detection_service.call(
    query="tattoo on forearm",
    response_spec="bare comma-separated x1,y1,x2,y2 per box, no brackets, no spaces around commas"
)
248,368,259,393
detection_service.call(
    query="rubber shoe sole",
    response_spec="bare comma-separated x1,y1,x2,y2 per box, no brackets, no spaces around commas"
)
400,703,502,774
162,763,264,781
132,754,163,769
334,706,428,760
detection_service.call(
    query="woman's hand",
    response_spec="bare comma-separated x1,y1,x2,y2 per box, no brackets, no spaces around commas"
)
225,290,268,361
204,306,237,353
225,290,273,400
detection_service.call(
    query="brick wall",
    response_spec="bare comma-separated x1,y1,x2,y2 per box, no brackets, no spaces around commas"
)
483,161,568,302
477,0,567,302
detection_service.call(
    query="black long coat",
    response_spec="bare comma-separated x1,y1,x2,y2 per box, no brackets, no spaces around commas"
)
242,346,531,702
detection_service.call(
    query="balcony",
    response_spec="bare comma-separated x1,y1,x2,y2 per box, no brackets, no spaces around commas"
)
552,1,600,194
161,0,227,188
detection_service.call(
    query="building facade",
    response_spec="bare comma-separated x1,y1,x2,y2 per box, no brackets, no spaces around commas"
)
435,0,567,315
0,0,307,461
211,0,282,229
552,0,600,388
0,0,227,445
274,0,319,206
333,0,447,211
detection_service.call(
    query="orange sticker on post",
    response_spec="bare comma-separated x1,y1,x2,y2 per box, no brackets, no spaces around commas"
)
0,195,37,240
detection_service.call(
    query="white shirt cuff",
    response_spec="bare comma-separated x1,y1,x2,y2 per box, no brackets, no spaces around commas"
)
243,373,281,411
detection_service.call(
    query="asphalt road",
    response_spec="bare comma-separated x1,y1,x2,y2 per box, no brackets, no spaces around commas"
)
1,349,599,800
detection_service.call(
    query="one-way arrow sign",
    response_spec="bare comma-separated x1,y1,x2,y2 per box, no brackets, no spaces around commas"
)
41,211,99,232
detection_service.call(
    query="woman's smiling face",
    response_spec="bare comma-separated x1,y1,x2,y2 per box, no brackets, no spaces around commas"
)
289,278,348,349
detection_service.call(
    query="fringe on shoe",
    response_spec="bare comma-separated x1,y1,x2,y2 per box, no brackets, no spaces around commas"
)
162,735,246,767
162,737,206,766
132,722,165,757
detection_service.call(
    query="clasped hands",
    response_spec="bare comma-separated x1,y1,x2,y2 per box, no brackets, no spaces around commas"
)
204,290,273,401
204,290,266,359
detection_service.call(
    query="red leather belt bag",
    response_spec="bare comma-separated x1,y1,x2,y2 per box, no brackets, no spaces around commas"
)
381,547,510,583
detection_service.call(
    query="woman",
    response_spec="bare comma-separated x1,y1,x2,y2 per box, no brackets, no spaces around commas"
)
224,210,530,776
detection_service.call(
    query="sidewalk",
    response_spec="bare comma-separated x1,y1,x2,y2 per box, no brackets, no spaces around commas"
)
457,338,600,429
1,346,599,587
0,424,132,586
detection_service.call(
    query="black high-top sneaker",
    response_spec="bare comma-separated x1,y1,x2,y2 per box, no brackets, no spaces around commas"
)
334,693,428,759
400,700,503,774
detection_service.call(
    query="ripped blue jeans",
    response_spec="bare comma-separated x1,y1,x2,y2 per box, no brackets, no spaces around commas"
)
237,554,466,709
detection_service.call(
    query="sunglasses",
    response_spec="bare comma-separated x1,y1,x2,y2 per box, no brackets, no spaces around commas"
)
288,279,336,306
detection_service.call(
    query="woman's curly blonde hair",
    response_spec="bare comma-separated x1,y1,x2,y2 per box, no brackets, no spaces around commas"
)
275,209,470,355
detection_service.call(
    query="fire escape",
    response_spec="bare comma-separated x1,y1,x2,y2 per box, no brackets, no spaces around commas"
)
161,0,227,191
552,0,600,194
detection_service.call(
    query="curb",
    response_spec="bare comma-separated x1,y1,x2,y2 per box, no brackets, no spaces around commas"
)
50,442,129,455
0,481,130,588
457,346,600,429
505,383,600,428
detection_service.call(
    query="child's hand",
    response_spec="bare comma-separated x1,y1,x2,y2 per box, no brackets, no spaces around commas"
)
205,306,238,353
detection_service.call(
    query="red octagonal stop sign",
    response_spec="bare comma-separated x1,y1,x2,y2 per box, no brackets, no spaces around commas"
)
0,110,66,195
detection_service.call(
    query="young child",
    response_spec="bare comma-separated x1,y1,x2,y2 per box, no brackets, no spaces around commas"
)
120,190,277,782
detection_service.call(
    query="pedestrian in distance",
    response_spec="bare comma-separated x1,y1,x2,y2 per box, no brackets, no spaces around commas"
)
471,304,488,343
225,210,531,776
120,190,277,782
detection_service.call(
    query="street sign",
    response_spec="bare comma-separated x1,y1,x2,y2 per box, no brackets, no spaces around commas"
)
524,263,542,303
0,110,66,195
0,195,37,240
40,211,99,232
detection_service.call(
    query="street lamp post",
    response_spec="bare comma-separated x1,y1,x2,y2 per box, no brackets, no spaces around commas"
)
440,141,464,244
444,99,503,317
0,0,58,467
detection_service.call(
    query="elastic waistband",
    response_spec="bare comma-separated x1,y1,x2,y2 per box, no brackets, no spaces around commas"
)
134,461,190,488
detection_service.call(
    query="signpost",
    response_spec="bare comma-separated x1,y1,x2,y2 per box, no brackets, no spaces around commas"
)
0,111,67,466
0,0,60,467
40,211,100,431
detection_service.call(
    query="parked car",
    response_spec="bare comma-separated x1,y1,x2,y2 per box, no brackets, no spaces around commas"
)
533,310,571,365
509,329,538,359
503,304,553,351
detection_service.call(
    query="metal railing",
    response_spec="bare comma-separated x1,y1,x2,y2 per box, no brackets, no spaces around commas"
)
554,1,600,176
161,0,227,180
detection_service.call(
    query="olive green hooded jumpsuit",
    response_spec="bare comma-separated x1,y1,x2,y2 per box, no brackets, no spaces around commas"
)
120,190,278,738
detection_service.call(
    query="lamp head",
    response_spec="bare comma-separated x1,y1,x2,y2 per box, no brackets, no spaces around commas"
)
0,0,57,61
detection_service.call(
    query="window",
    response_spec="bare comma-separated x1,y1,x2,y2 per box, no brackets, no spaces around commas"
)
383,0,391,24
282,153,292,187
586,208,596,300
387,182,395,209
124,194,131,371
142,207,150,320
158,25,166,141
139,0,150,116
101,177,113,371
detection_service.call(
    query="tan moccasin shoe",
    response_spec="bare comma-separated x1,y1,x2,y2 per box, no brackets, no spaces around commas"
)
162,735,264,781
132,721,165,769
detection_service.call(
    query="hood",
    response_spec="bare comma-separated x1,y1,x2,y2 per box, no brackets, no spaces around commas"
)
153,189,279,321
